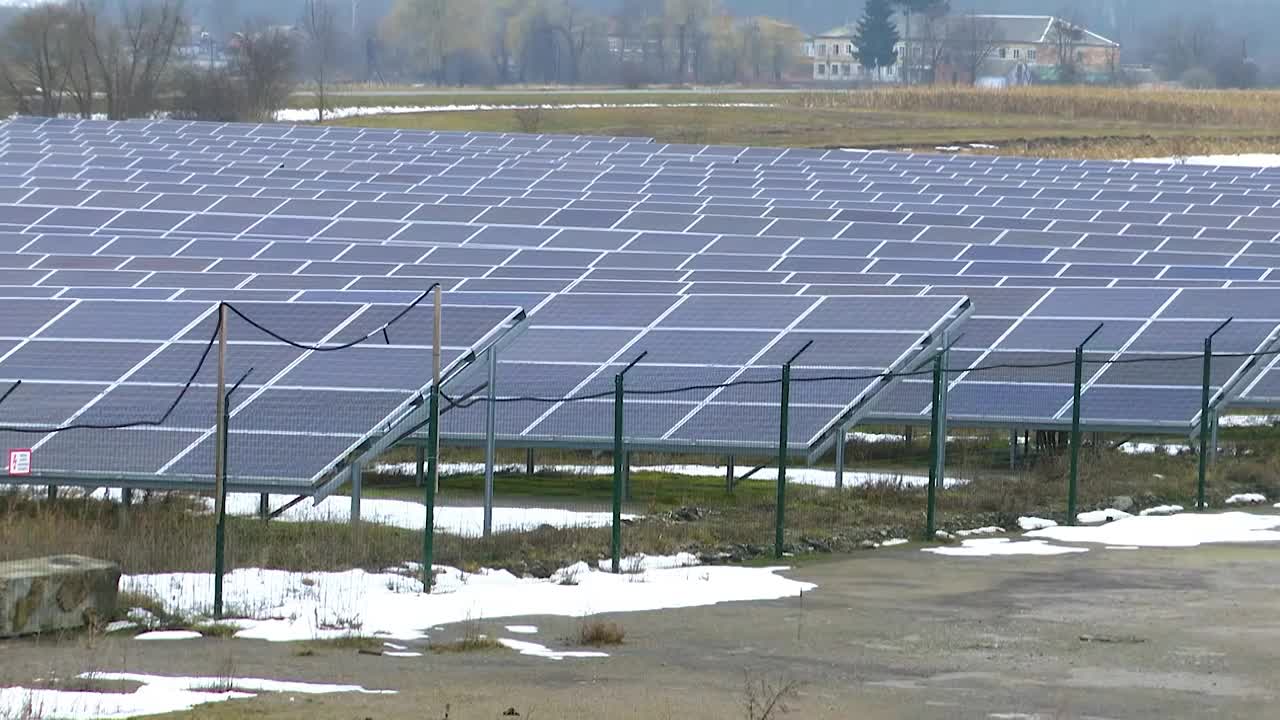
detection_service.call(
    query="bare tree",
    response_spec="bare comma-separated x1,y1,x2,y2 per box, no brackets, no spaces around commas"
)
230,24,297,121
1049,16,1085,83
0,5,76,116
79,0,187,120
301,0,341,122
946,14,1000,85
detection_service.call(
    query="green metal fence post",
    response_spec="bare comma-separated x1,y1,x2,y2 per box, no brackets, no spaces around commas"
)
611,372,624,574
925,353,942,539
423,383,440,592
213,397,228,619
775,341,812,560
1067,323,1105,527
1198,318,1232,510
611,352,647,574
775,361,790,560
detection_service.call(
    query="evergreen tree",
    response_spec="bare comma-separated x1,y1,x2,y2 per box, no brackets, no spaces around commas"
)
854,0,900,72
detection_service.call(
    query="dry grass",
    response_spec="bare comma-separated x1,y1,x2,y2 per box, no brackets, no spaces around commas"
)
792,86,1280,129
2,437,1276,579
576,619,625,647
430,619,506,653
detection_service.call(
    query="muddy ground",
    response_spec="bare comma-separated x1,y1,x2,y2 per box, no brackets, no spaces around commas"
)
3,543,1279,719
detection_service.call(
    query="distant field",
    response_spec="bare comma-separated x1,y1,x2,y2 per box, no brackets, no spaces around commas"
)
319,86,1280,160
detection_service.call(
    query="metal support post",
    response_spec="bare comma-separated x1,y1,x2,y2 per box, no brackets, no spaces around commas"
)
1068,323,1104,526
415,445,425,489
1198,318,1232,510
526,448,535,475
1009,429,1017,470
726,455,735,493
925,353,944,538
350,460,363,524
483,347,497,538
1209,410,1220,466
46,485,57,501
432,285,442,492
422,383,439,592
834,424,846,490
623,451,632,502
212,303,228,619
776,341,812,559
612,352,646,574
258,493,269,520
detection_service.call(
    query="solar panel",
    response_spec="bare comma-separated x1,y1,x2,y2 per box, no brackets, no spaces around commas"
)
4,115,1280,455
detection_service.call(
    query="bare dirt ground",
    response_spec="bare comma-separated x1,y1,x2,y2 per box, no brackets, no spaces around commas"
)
4,543,1280,719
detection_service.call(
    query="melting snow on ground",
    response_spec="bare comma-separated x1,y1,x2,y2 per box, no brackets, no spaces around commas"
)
135,630,202,641
274,102,773,123
120,555,813,643
1076,509,1133,524
923,538,1089,557
0,673,390,720
1218,414,1280,428
215,492,630,536
1225,493,1267,505
1134,154,1280,168
504,625,538,634
1017,516,1058,531
374,460,957,490
956,526,1005,537
1118,441,1188,456
1139,505,1183,516
1027,512,1280,548
498,638,609,660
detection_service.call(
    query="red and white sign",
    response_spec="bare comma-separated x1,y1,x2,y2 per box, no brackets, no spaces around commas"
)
7,449,32,476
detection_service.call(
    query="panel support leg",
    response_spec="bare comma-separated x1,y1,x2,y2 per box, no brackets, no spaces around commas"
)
483,348,498,538
525,448,534,475
726,455,735,492
258,493,269,520
46,485,57,501
350,461,363,525
834,424,846,490
1010,429,1018,470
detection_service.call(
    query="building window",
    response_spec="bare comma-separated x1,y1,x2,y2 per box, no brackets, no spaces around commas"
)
817,63,826,75
843,64,851,76
848,43,855,55
1027,48,1037,61
818,43,826,56
1012,48,1021,59
998,47,1007,59
833,44,840,55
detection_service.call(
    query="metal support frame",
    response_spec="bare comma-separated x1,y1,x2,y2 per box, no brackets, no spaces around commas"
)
423,287,443,591
212,303,228,619
350,460,363,523
1067,323,1105,526
1199,318,1233,509
482,346,498,537
526,448,535,475
776,341,812,560
834,424,846,490
612,352,647,574
46,485,56,501
257,493,269,520
725,455,735,492
925,349,948,539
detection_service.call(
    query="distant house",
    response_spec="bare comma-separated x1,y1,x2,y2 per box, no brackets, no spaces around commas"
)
804,14,1121,85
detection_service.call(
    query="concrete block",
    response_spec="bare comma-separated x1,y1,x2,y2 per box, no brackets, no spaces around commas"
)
0,555,121,637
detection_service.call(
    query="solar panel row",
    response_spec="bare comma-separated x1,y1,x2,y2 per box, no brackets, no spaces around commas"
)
2,117,1279,489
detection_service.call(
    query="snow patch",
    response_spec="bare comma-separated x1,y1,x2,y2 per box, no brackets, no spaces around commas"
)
121,561,813,643
1118,441,1187,456
923,538,1088,557
504,625,538,634
1225,493,1267,505
879,538,909,547
135,630,201,641
1028,512,1280,548
274,102,774,123
1134,154,1280,168
956,526,1005,537
595,552,700,572
0,673,390,720
498,638,609,660
1077,509,1133,524
1017,516,1058,531
1139,505,1183,517
1218,414,1280,428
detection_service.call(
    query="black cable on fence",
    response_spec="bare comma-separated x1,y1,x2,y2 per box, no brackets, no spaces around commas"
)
0,285,440,435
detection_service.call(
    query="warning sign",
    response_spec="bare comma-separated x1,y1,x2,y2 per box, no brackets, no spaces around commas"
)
7,449,32,476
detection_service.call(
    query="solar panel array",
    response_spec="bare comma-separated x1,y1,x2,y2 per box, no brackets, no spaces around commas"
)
1,116,1279,480
0,295,524,491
